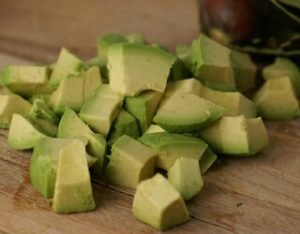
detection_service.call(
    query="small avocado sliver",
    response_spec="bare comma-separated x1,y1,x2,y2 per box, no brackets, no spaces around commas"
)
53,140,96,213
154,93,224,133
105,135,157,189
83,66,102,101
168,158,204,200
144,124,166,134
125,91,163,133
139,132,208,170
200,147,218,174
132,173,189,230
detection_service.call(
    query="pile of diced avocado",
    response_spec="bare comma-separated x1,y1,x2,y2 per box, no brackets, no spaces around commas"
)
0,32,299,230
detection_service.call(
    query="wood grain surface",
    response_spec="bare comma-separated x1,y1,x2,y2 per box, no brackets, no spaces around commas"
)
0,53,299,233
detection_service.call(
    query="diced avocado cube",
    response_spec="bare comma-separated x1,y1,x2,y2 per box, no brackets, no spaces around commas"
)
126,33,146,44
230,50,257,92
154,93,224,133
83,66,102,101
58,108,106,177
124,91,163,133
168,58,191,82
48,48,84,88
107,109,140,146
29,98,59,124
32,118,58,137
253,76,300,120
0,86,12,95
79,84,123,136
176,45,193,70
0,65,50,97
139,132,208,170
164,78,203,98
132,173,189,231
30,137,89,198
0,94,32,128
190,35,235,91
200,147,218,174
53,140,96,213
7,114,47,150
168,158,204,200
263,57,300,96
199,116,268,156
202,86,257,117
108,43,176,96
144,124,166,134
105,135,157,189
49,76,84,114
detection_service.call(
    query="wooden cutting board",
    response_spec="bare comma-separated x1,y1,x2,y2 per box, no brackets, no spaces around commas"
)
0,53,299,234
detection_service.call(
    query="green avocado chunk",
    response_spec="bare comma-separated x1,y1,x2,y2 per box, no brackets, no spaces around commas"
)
53,140,96,213
144,124,166,134
108,43,176,96
29,98,59,124
139,132,208,170
253,76,300,120
168,158,204,200
105,135,157,189
125,91,163,133
154,93,224,133
199,116,268,156
132,173,189,231
83,66,102,101
48,48,84,89
200,147,218,174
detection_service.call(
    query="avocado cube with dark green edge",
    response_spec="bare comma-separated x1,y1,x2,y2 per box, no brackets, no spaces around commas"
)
168,58,192,82
0,65,50,97
126,33,146,44
0,94,32,128
202,86,257,118
83,66,102,101
144,124,166,134
48,48,84,89
107,109,140,146
168,158,204,200
190,35,235,91
105,135,157,189
124,91,163,134
31,118,58,137
49,76,84,114
139,132,208,170
176,45,192,67
253,76,300,120
53,140,96,214
199,116,268,156
200,147,217,174
132,173,189,231
154,93,224,133
58,108,106,177
7,114,48,150
30,99,59,124
30,137,90,198
79,84,123,136
230,50,257,92
108,43,176,96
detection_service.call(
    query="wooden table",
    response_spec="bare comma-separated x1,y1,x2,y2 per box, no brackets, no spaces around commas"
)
0,53,299,233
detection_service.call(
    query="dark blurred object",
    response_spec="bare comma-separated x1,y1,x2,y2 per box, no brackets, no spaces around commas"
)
199,0,300,56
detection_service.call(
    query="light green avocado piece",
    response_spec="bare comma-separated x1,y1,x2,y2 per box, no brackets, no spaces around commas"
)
105,135,157,189
253,76,300,120
0,94,32,128
0,65,50,97
48,48,84,89
83,66,102,101
124,91,163,133
199,116,268,156
144,124,166,134
190,35,235,91
168,158,204,200
53,140,96,213
29,98,59,124
132,173,189,231
7,114,47,150
0,86,12,94
126,33,146,44
230,50,257,92
107,109,140,146
263,57,300,96
49,76,84,114
202,86,257,117
108,43,176,96
176,45,193,69
58,108,107,177
200,147,218,174
164,78,203,98
154,93,224,133
139,132,208,170
30,137,90,198
79,84,123,136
